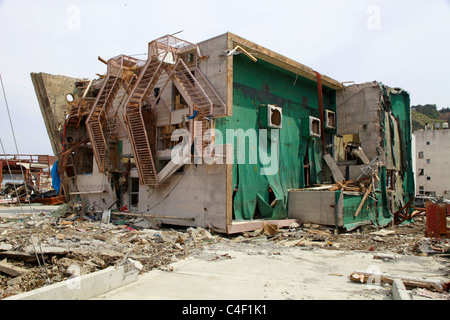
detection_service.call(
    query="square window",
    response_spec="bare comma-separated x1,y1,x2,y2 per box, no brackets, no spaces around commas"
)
427,159,431,164
426,141,430,145
427,177,431,180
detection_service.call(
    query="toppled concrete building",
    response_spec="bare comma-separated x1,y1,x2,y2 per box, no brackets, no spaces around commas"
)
31,33,414,233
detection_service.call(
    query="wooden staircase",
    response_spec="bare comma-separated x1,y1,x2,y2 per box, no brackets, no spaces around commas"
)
121,35,226,186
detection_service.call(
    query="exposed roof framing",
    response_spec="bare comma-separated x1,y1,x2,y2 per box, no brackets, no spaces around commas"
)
227,32,343,90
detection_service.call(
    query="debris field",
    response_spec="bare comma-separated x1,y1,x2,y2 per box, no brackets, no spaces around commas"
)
0,203,449,299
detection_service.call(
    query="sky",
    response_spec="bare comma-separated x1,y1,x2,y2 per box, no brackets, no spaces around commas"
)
0,0,449,156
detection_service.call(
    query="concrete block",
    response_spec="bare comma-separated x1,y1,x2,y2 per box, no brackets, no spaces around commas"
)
392,279,412,300
4,264,139,300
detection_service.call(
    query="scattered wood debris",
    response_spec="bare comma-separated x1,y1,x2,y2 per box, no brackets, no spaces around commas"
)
0,202,448,299
0,204,223,299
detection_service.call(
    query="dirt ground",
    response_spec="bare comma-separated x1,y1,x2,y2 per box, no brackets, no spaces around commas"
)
0,203,449,299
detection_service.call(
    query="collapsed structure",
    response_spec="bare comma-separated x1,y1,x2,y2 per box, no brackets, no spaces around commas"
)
0,154,57,204
30,32,414,233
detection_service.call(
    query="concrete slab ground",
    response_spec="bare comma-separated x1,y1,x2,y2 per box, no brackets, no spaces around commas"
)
93,241,447,300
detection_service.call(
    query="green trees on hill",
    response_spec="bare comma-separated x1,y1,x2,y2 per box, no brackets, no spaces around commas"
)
411,104,449,132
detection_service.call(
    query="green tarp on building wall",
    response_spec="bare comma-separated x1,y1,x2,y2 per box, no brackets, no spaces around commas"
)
215,56,336,221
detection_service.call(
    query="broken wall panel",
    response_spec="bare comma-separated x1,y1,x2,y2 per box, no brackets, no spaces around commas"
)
31,73,84,156
335,82,414,227
215,53,337,221
197,33,229,117
139,163,228,233
288,190,343,227
336,82,383,162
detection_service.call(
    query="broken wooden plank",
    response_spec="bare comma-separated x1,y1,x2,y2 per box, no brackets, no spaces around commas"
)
0,259,29,277
373,253,397,261
0,251,37,263
349,270,444,292
111,212,195,221
25,246,71,256
354,181,373,217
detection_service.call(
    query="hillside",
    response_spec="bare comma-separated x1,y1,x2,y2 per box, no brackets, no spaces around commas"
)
411,104,448,132
439,107,450,123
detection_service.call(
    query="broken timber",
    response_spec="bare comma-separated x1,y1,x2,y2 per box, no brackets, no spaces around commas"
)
354,181,373,217
111,212,195,221
0,259,29,277
349,270,445,292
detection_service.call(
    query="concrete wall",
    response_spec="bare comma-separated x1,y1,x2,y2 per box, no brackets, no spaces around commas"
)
414,129,450,197
31,73,82,156
198,33,229,116
288,190,343,227
139,163,228,232
336,82,382,162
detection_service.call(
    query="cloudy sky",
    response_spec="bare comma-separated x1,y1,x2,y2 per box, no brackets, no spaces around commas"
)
0,0,449,156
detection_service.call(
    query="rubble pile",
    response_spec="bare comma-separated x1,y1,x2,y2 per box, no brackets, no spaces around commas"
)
236,216,450,257
0,183,37,204
0,203,448,299
0,205,221,299
0,183,64,205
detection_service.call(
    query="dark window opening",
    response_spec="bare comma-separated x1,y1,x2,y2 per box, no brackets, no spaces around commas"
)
419,186,424,195
129,177,139,208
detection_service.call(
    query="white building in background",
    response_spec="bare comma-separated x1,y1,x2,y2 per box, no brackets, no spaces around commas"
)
414,123,450,198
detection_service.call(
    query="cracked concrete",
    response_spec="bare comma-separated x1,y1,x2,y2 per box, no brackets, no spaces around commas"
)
93,241,448,300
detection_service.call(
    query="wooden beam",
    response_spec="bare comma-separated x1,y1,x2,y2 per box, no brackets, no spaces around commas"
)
111,212,194,221
354,182,373,217
0,259,29,277
350,270,444,292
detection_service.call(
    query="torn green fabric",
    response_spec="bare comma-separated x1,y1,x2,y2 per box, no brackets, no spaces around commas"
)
215,56,336,221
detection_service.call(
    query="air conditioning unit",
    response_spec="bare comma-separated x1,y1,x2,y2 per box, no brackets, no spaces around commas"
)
325,110,336,129
302,116,321,138
309,116,321,137
259,104,282,129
